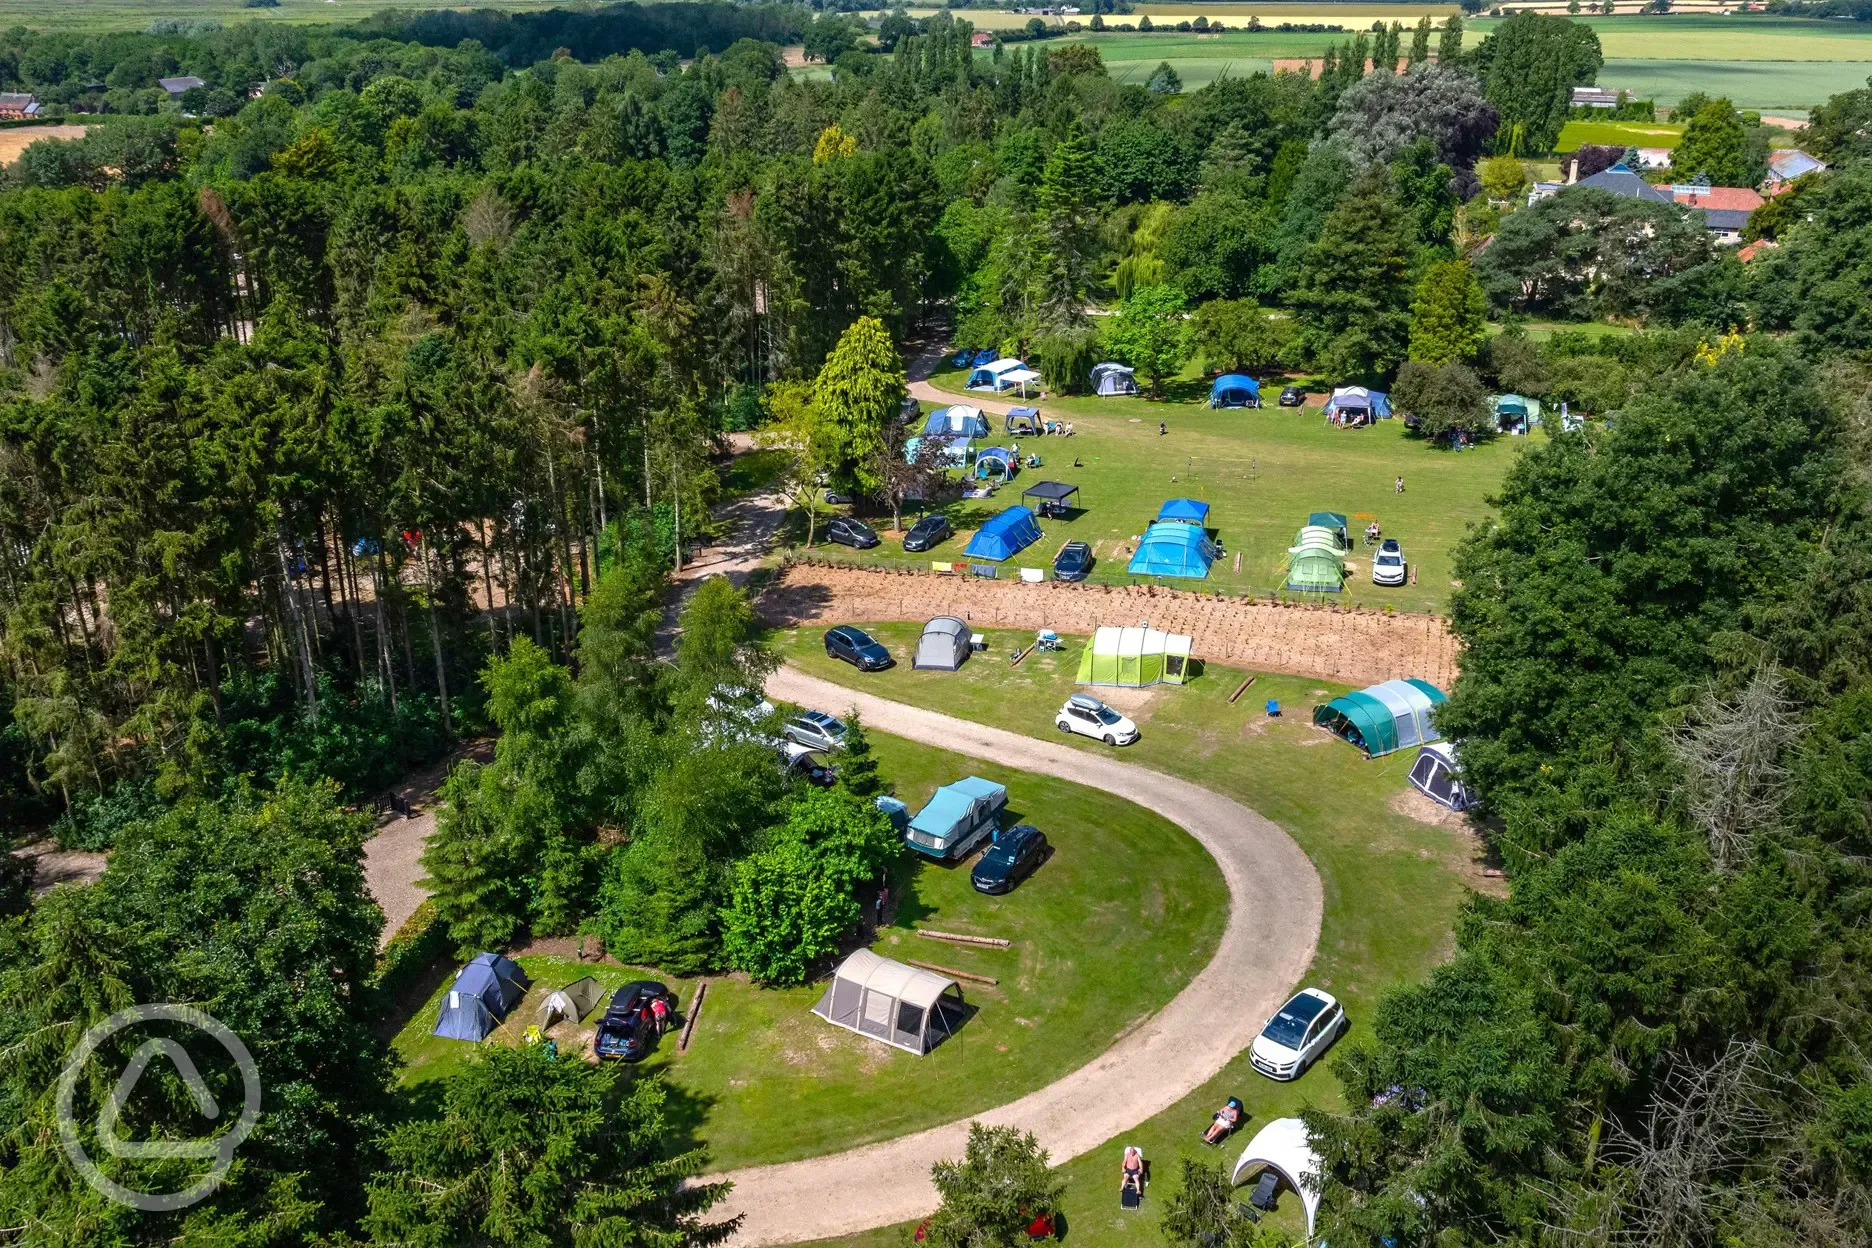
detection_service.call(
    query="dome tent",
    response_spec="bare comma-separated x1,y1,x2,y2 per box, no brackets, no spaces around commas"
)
1313,679,1447,758
812,949,966,1055
1091,362,1138,396
963,505,1042,561
1209,375,1261,408
913,617,971,671
974,446,1018,480
1128,521,1218,579
922,406,989,438
433,953,531,1041
536,975,604,1028
1408,741,1476,811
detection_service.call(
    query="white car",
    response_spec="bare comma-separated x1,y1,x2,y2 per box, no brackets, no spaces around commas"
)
784,710,849,753
1054,693,1138,746
1250,988,1347,1081
1371,539,1406,587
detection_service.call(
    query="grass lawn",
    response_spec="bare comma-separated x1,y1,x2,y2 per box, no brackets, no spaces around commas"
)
1556,118,1684,152
808,367,1528,616
390,731,1226,1172
776,624,1491,1248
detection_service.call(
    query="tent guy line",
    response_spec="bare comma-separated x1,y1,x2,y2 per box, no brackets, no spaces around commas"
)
700,666,1323,1245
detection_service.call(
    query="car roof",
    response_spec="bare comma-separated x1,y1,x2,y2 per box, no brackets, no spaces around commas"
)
1067,692,1107,711
801,710,844,729
1061,540,1090,552
1280,988,1334,1019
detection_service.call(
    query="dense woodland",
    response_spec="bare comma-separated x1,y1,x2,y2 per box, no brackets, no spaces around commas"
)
0,4,1870,1244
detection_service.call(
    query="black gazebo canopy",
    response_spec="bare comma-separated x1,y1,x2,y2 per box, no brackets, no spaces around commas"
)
1021,481,1080,504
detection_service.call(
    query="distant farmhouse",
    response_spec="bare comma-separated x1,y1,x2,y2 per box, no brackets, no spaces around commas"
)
159,76,206,98
0,92,41,119
1763,148,1827,195
1528,164,1763,246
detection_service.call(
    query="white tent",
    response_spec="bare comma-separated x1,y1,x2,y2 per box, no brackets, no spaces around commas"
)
1231,1118,1323,1238
912,617,971,671
812,949,966,1055
998,368,1042,396
1408,741,1475,811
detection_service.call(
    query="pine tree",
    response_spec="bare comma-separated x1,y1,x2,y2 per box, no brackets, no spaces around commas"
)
1409,260,1488,365
1290,177,1415,379
836,712,883,798
925,1124,1064,1248
813,315,906,492
1036,123,1102,332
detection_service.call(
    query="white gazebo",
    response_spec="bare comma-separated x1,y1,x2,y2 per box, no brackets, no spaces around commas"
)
1231,1118,1324,1238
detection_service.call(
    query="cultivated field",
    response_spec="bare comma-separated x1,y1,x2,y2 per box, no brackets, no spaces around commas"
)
1556,117,1684,152
0,0,571,31
0,124,86,164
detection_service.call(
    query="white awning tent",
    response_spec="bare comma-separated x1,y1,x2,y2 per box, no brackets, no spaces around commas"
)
1231,1118,1324,1238
999,368,1042,396
812,949,966,1055
1408,741,1476,811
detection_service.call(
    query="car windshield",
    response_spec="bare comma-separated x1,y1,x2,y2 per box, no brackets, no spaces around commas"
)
851,631,879,649
1097,708,1122,725
814,716,846,735
1377,553,1402,565
1262,995,1326,1048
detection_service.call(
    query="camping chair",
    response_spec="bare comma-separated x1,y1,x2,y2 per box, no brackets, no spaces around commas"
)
1266,700,1281,718
1249,1170,1279,1213
1200,1097,1244,1146
1119,1146,1147,1208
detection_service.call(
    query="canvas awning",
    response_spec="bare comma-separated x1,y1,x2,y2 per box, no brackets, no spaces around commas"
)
1156,498,1210,524
1231,1119,1323,1238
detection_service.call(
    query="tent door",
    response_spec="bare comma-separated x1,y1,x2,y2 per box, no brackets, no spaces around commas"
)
1164,654,1185,683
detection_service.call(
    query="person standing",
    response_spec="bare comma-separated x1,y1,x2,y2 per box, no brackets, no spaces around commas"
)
1395,475,1405,493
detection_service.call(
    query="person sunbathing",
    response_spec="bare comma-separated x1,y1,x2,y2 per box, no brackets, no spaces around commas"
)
1203,1100,1241,1144
1121,1147,1144,1194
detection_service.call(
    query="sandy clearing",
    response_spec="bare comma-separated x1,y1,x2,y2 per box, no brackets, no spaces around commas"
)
705,667,1323,1246
761,561,1462,690
0,124,88,165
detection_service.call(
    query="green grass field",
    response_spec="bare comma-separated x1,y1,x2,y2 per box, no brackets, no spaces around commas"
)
1601,57,1872,109
776,624,1491,1248
1556,117,1683,152
390,730,1227,1172
0,0,567,33
808,370,1528,616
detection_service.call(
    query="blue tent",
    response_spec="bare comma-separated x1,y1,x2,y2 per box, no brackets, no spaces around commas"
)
1323,387,1392,423
432,953,531,1041
1157,498,1210,525
1209,375,1261,408
923,407,989,438
963,506,1043,562
1127,521,1219,579
974,446,1018,480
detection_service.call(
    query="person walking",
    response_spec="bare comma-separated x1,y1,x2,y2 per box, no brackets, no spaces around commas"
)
1394,475,1405,493
1158,421,1167,436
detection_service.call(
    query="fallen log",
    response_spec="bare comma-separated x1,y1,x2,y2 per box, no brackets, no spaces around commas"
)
678,981,707,1052
908,958,998,986
1228,675,1257,704
916,928,1012,950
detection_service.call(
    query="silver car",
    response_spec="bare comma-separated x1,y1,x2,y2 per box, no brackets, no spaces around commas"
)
784,710,849,752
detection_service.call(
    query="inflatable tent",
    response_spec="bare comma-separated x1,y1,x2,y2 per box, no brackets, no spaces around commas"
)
1231,1119,1323,1239
1156,498,1210,525
1091,362,1138,396
1313,679,1447,758
1323,386,1392,425
906,777,1007,860
1209,374,1261,408
1128,521,1218,579
1076,625,1193,687
1408,742,1475,811
963,506,1042,561
913,617,971,671
923,406,989,438
966,359,1026,390
812,949,967,1055
1284,530,1347,593
537,975,604,1028
433,953,531,1041
974,446,1018,480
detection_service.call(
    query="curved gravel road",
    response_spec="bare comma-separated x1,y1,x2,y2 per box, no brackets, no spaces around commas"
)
707,667,1324,1246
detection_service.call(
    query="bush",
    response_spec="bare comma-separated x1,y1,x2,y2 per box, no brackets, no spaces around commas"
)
375,898,451,1001
50,777,163,851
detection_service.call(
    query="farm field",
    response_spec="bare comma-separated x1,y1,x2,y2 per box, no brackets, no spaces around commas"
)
391,730,1227,1173
778,624,1491,1248
805,370,1528,617
0,0,566,32
1600,57,1872,108
1556,117,1684,152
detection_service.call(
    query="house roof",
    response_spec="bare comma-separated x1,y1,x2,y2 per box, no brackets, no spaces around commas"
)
159,75,206,94
1699,207,1753,232
1767,148,1826,180
0,92,37,109
1574,165,1674,203
1673,186,1763,212
1737,239,1777,263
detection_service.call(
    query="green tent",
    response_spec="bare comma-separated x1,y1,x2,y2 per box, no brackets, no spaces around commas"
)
1076,626,1193,687
1283,529,1347,593
1312,679,1447,758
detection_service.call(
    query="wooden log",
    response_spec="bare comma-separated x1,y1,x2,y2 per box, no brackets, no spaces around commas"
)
1228,674,1257,704
908,958,999,986
1010,645,1029,666
916,928,1012,950
678,981,707,1052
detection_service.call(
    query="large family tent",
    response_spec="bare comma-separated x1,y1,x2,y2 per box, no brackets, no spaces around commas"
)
1313,679,1447,758
973,446,1018,480
903,435,972,469
1156,498,1210,525
1231,1119,1324,1239
1323,386,1392,425
913,617,972,671
812,949,967,1055
433,953,531,1042
906,777,1008,859
1209,374,1261,408
922,406,989,438
1283,530,1347,593
1128,521,1218,579
963,505,1043,561
1077,626,1194,687
1408,742,1476,811
966,359,1026,390
1492,393,1542,433
536,975,604,1028
1091,362,1138,396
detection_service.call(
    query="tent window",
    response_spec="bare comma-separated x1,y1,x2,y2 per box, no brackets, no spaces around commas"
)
449,992,460,1009
1426,765,1455,802
1165,655,1184,677
895,1001,926,1043
860,989,893,1038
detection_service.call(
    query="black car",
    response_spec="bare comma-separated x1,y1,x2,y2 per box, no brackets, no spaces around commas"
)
971,824,1049,894
825,625,894,671
1279,386,1306,407
903,514,953,553
827,516,879,549
1053,541,1093,582
594,981,676,1062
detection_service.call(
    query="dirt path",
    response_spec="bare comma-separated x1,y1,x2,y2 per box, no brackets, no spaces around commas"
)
762,562,1461,690
706,667,1323,1246
362,742,490,947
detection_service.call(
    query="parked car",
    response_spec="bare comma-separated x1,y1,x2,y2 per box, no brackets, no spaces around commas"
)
1372,539,1406,586
971,823,1049,894
903,513,953,553
778,741,838,787
701,687,776,745
825,625,894,671
1053,540,1094,582
784,710,849,752
1249,987,1346,1081
1054,692,1138,745
594,981,677,1062
827,516,879,549
823,487,856,506
1278,386,1305,407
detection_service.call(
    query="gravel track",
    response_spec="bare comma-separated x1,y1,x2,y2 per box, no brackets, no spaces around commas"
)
705,667,1323,1246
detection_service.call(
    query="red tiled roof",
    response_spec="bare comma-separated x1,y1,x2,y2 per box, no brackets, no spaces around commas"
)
1673,186,1764,213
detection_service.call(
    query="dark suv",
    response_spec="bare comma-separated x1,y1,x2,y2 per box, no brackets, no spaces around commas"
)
594,982,677,1062
825,626,894,671
1053,541,1093,582
1279,386,1306,407
903,514,953,552
971,824,1049,894
827,516,879,549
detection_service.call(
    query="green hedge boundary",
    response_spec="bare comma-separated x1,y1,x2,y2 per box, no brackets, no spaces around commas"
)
375,898,448,1000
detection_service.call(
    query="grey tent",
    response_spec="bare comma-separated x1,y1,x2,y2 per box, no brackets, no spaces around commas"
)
1407,742,1475,811
433,952,531,1041
537,975,604,1028
913,616,971,671
812,949,966,1055
1091,362,1138,396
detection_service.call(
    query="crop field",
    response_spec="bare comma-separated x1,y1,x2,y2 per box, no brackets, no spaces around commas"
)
1556,117,1684,152
0,0,567,32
